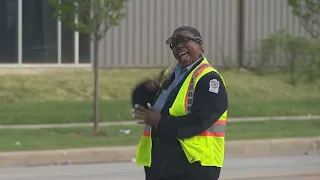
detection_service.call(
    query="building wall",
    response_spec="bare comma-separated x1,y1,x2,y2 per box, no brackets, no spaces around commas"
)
0,0,311,67
97,0,310,68
0,0,90,65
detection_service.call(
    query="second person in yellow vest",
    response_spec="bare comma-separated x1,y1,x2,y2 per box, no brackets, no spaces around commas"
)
133,26,228,180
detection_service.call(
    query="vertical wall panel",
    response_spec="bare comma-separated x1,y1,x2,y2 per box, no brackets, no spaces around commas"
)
126,1,134,66
98,0,312,68
133,0,141,66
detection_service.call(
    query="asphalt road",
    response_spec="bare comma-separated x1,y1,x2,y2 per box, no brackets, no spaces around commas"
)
0,155,319,180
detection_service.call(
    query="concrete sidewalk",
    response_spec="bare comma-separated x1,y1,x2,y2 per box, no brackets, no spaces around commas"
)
0,137,319,168
0,115,319,129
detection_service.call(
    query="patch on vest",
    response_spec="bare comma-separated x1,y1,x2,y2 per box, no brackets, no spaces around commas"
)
209,79,220,93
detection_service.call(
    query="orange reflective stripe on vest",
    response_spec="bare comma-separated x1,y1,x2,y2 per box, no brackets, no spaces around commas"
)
184,63,212,112
198,119,226,137
184,62,227,137
142,125,151,137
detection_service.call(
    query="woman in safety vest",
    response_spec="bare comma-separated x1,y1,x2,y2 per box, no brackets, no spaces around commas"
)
132,26,228,180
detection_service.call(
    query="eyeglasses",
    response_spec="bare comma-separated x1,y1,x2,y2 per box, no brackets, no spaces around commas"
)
166,35,202,49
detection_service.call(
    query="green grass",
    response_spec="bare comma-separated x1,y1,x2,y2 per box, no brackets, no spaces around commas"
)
0,69,319,125
1,98,320,125
1,68,319,102
1,119,319,152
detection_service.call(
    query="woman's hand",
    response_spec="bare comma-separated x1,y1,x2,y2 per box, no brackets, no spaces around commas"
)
133,104,161,126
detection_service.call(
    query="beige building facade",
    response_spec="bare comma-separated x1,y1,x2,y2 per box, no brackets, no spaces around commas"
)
0,0,309,68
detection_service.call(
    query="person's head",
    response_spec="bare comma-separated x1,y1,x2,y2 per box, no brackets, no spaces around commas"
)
166,26,204,67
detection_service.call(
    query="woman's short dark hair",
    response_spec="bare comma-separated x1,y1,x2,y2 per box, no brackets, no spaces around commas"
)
173,26,204,52
173,26,202,40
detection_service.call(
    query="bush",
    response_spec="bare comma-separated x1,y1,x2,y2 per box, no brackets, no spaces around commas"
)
258,30,320,86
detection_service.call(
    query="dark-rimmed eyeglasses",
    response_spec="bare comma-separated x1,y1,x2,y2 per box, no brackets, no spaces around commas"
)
166,35,202,49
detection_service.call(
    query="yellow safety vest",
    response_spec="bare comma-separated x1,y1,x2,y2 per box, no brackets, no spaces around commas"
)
136,58,227,168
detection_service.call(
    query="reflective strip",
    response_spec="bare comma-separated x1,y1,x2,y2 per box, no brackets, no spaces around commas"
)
184,63,213,112
142,125,151,137
184,63,227,137
198,132,225,137
194,64,213,81
207,123,226,132
215,120,227,125
199,120,227,137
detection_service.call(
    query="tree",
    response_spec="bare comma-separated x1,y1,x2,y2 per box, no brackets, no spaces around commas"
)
288,0,320,83
288,0,320,42
49,0,129,133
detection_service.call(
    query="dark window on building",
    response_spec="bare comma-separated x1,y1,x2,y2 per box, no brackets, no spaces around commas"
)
22,0,57,63
79,32,90,63
0,0,18,63
61,24,74,63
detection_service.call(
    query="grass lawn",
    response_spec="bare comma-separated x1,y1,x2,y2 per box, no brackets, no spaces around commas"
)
0,69,319,125
1,119,319,152
1,98,320,125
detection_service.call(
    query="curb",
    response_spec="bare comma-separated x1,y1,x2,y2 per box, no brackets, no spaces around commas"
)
225,137,320,157
0,137,319,168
